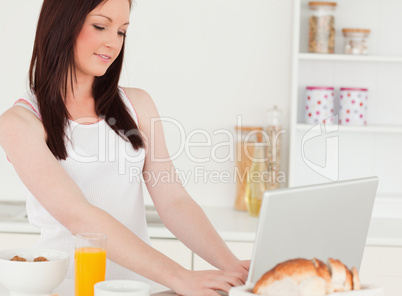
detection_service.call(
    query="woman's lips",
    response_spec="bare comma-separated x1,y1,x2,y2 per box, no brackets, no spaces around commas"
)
95,53,111,63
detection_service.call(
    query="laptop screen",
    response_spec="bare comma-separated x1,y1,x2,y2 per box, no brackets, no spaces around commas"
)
247,177,378,285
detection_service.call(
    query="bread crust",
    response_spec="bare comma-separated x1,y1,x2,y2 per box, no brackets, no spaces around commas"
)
327,258,355,292
253,258,328,294
312,258,333,294
351,266,361,290
253,258,360,295
345,267,353,291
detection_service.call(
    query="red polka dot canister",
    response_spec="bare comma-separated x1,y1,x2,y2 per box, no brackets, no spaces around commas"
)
305,86,335,125
339,87,368,126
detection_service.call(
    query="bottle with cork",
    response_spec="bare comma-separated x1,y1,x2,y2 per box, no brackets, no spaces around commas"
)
266,106,283,190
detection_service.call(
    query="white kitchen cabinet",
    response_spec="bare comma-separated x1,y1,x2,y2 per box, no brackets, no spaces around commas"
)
288,0,402,216
0,233,39,250
150,238,192,270
360,246,402,296
193,241,253,271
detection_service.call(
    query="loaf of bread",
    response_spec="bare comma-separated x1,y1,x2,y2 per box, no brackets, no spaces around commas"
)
351,266,361,291
327,258,352,292
253,258,360,296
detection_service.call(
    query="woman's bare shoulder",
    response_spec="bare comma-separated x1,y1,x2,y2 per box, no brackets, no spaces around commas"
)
122,87,159,125
122,87,153,106
0,104,45,145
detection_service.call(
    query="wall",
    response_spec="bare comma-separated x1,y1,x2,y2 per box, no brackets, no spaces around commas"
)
0,0,293,207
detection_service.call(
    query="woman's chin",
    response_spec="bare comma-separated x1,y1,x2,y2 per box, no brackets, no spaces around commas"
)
94,70,109,78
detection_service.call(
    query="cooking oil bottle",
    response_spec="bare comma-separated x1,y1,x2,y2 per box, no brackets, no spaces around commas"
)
244,142,268,217
234,126,264,211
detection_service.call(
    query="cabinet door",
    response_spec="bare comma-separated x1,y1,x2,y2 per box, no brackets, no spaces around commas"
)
193,241,254,271
151,238,192,270
360,246,402,296
0,233,40,250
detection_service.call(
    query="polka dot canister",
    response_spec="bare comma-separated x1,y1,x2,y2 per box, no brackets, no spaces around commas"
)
305,86,335,125
339,87,368,126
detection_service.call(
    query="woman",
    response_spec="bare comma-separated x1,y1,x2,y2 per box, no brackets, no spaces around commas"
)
0,0,249,294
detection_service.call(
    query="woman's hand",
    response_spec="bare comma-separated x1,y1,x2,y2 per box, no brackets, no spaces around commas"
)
172,269,245,296
224,260,250,284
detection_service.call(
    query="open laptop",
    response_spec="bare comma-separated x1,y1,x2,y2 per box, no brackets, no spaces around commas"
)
246,176,379,286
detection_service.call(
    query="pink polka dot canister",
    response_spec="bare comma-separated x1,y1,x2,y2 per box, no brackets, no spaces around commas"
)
305,86,335,125
339,87,368,126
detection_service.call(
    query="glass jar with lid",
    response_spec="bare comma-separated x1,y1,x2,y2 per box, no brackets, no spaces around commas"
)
342,28,370,55
308,2,337,54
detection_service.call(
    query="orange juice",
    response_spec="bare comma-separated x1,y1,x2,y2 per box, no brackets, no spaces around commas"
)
75,247,106,296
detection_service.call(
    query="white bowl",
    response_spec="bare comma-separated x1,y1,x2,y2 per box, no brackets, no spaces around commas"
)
0,248,69,296
95,280,151,296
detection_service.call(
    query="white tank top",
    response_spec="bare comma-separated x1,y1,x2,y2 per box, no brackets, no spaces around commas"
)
14,88,156,286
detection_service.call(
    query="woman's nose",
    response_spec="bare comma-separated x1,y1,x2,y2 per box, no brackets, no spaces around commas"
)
105,32,120,49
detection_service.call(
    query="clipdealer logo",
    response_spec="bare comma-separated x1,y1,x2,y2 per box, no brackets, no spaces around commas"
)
301,115,339,181
65,114,288,185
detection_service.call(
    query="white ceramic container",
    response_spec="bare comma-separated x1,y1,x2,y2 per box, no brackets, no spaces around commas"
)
305,86,335,125
339,87,368,126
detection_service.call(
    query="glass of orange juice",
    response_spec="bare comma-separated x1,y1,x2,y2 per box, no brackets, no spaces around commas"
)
75,233,107,296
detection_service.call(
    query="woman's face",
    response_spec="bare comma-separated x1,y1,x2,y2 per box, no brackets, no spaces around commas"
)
74,0,130,80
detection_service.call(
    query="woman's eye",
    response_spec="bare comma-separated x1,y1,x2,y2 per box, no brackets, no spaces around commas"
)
118,31,127,38
93,25,105,31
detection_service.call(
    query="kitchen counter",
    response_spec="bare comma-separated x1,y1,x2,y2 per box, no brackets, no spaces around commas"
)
1,205,402,246
0,278,174,296
147,206,259,242
0,206,260,241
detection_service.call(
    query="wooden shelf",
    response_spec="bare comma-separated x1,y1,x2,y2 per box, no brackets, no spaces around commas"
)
299,53,402,63
296,123,402,134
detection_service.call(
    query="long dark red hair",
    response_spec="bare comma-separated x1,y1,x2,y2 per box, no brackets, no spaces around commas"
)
29,0,144,160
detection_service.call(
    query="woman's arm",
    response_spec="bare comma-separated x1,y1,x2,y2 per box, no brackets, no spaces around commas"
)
125,88,250,282
0,104,243,296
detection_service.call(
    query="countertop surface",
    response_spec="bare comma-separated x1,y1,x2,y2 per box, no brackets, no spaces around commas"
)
1,205,402,246
147,206,259,242
0,278,177,296
0,206,260,242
